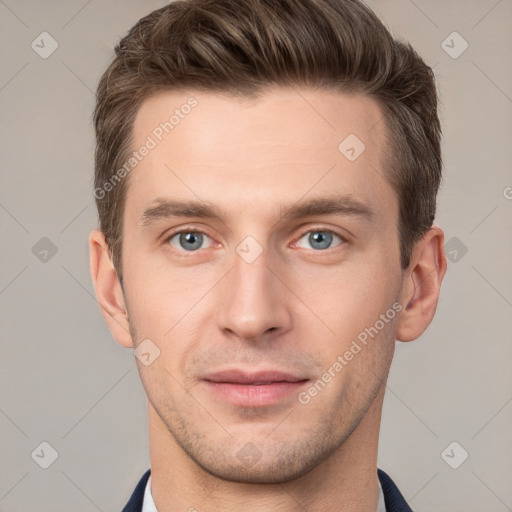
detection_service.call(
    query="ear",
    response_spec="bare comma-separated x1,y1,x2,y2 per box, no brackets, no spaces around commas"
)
396,225,447,342
89,229,133,348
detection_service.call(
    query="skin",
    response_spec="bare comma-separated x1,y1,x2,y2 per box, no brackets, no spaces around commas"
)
90,87,447,512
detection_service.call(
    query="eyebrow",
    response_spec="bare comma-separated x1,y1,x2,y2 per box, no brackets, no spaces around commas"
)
139,194,376,227
280,195,376,223
140,199,227,226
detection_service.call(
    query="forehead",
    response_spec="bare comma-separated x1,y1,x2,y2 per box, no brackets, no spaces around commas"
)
127,87,395,224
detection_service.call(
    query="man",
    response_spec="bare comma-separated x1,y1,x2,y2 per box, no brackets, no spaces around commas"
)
89,0,447,510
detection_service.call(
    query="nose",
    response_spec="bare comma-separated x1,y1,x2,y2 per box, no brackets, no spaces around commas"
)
216,242,293,343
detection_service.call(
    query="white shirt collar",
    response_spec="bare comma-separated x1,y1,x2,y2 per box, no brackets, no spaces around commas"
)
376,476,387,512
142,475,158,512
142,473,387,512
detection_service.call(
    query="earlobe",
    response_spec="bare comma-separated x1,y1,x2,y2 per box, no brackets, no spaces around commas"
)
89,229,133,348
396,226,447,342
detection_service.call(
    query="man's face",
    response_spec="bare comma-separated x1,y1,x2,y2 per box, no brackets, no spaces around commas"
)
121,87,404,483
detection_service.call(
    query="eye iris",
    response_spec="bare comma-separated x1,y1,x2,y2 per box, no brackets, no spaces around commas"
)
309,231,332,250
180,232,203,250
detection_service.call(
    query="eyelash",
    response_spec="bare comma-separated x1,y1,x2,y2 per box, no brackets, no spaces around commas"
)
164,226,347,255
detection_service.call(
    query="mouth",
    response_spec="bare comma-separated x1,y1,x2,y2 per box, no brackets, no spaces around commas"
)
202,369,310,406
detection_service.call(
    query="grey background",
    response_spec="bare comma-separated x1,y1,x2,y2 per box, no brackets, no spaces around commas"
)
1,0,511,510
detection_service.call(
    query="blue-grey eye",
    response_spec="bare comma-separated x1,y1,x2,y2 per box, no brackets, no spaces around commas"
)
169,231,212,251
297,230,342,250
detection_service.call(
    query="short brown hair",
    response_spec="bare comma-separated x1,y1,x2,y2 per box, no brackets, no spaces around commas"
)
93,0,442,278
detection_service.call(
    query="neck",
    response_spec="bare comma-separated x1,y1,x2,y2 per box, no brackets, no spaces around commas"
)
148,386,384,512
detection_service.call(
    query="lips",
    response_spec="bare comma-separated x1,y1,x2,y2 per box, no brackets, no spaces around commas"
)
203,369,308,385
201,369,311,406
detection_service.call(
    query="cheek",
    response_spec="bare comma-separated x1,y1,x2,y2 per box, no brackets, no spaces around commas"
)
125,253,214,335
124,258,214,389
293,258,396,336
